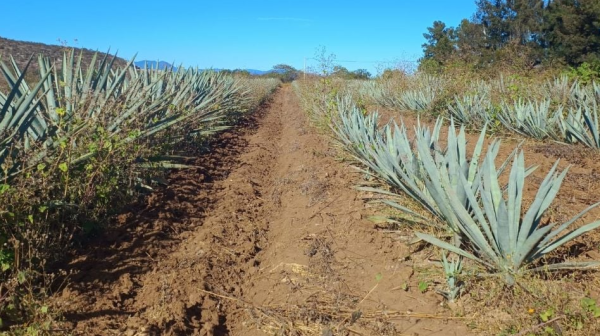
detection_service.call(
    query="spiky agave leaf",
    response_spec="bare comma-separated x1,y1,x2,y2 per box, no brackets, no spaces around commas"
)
498,99,563,140
331,96,526,233
559,105,600,148
447,92,492,127
417,150,600,283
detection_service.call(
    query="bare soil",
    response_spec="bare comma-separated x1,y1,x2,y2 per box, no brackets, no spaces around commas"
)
52,86,474,335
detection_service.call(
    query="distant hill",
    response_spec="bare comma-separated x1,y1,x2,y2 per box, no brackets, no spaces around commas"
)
133,62,284,75
0,36,128,91
246,69,285,75
0,36,128,70
134,60,178,71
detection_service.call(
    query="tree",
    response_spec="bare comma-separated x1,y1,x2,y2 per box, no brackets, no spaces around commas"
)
455,19,486,60
544,0,600,65
473,1,543,47
330,66,371,80
219,69,251,77
332,65,351,78
351,69,371,80
510,0,545,46
269,64,298,82
474,0,511,49
421,21,456,66
418,0,600,71
312,46,337,76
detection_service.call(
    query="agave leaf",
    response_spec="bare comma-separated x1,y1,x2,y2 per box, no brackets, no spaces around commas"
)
379,199,428,221
537,202,600,250
534,220,600,257
468,124,487,183
416,232,489,267
527,261,600,273
518,161,562,245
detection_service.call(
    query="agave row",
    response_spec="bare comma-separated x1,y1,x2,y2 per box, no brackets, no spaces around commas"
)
0,51,268,182
331,96,600,283
0,50,279,280
363,73,600,149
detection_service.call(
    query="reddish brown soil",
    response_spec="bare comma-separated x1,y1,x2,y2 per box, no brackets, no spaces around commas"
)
53,86,474,335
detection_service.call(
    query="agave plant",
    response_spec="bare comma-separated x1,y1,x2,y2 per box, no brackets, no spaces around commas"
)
331,96,437,224
362,80,405,109
447,93,492,127
332,96,525,235
437,253,463,302
552,81,600,148
399,89,435,112
0,50,249,181
569,82,598,109
360,73,444,113
559,105,600,148
498,99,562,139
417,150,600,284
543,75,576,106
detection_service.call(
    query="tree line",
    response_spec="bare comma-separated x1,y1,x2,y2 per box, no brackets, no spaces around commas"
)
421,0,600,72
219,64,371,82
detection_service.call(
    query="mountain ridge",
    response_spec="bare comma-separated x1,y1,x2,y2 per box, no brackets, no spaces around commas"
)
0,36,128,69
134,60,284,75
0,36,129,91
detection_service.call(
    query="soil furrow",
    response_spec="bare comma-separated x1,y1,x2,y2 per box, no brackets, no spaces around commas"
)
55,85,472,335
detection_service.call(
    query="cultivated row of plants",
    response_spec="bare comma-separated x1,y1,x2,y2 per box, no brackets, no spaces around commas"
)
360,74,600,149
292,74,600,284
0,50,279,326
331,96,600,284
294,74,600,333
294,77,600,333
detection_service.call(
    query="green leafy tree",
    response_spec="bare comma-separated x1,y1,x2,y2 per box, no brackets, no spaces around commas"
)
331,66,371,80
544,0,600,65
419,0,599,72
474,0,511,49
270,64,298,82
421,21,456,66
332,65,352,78
351,69,371,80
455,19,487,63
510,0,545,46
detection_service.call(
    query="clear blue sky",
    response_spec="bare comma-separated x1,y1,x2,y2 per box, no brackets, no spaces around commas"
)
1,1,476,74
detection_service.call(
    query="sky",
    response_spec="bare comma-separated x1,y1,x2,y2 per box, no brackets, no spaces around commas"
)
0,1,477,75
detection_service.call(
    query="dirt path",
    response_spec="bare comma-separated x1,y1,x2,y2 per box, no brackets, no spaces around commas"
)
55,85,472,335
